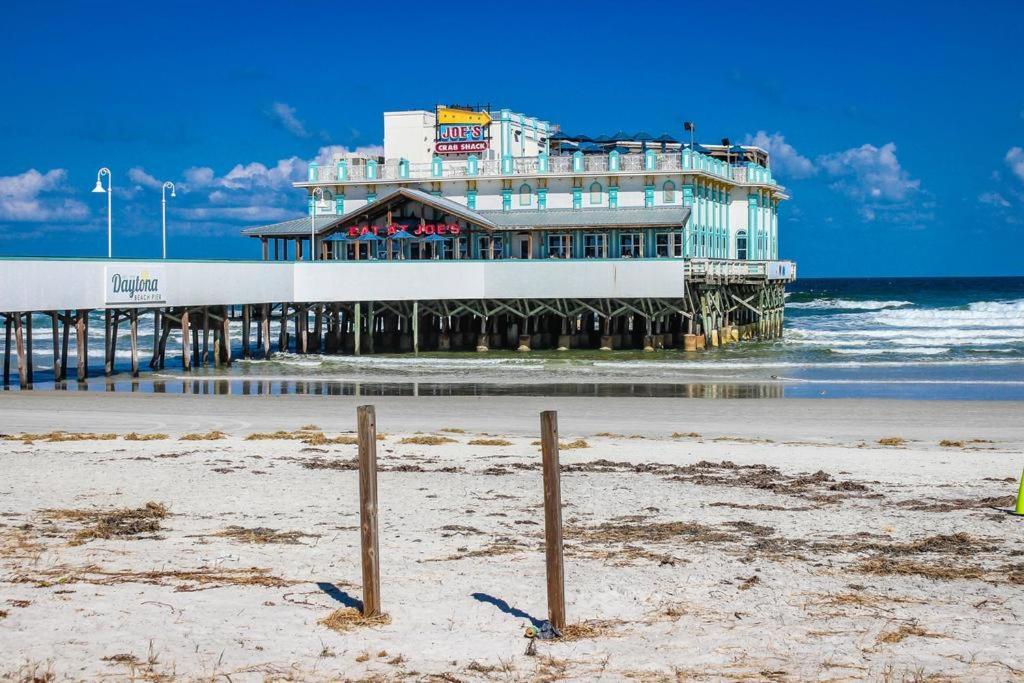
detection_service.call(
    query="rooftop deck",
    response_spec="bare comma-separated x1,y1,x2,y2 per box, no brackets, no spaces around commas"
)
300,151,783,191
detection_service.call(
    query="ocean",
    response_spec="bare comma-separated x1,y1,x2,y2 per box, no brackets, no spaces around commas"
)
3,277,1023,399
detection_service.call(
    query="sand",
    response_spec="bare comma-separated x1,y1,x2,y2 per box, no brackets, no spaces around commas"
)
0,394,1022,681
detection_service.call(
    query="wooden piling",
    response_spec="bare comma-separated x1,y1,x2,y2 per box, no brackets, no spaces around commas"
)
539,409,566,632
130,309,139,378
354,302,362,356
3,314,10,387
242,304,251,359
262,304,271,358
76,310,88,382
181,309,192,371
25,312,33,388
60,311,70,381
50,312,62,381
356,404,382,617
220,308,231,365
412,301,419,355
14,313,28,389
202,307,210,366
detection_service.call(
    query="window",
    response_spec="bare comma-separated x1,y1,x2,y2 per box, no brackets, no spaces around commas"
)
478,235,504,259
662,181,676,204
736,230,748,260
589,182,602,205
547,233,570,258
518,184,532,206
656,233,682,258
619,232,642,258
583,233,606,258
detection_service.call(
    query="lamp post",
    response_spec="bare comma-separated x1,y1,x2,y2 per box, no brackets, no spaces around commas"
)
92,168,112,257
161,181,176,259
310,187,325,261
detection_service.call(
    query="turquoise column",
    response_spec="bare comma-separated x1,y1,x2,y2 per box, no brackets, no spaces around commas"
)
501,189,512,211
399,158,410,179
537,188,548,210
644,185,655,208
608,186,618,208
335,194,345,215
308,162,318,182
367,191,377,204
500,108,511,157
366,159,378,180
337,159,348,181
572,187,582,209
682,184,694,257
431,156,443,178
467,189,477,210
747,193,758,260
467,155,479,176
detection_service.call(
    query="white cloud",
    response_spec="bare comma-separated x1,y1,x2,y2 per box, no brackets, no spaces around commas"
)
744,131,816,179
1006,147,1024,184
817,142,920,204
266,101,310,138
312,144,385,166
127,167,162,189
0,168,89,222
979,191,1011,208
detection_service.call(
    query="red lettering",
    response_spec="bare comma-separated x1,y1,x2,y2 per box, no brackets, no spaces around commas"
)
348,226,358,237
449,223,461,235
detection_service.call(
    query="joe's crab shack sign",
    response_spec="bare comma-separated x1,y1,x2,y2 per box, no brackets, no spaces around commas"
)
435,107,491,155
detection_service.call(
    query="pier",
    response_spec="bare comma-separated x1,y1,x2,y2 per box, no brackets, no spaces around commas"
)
0,256,794,388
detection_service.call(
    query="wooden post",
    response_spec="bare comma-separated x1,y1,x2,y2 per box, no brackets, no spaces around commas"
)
356,404,382,617
354,302,362,356
412,301,419,355
25,312,33,388
242,304,251,359
3,314,10,387
60,311,70,381
220,308,232,365
262,304,271,358
14,313,28,389
103,309,111,376
76,310,88,382
202,307,210,366
130,309,140,377
181,309,192,371
540,410,566,632
50,312,62,381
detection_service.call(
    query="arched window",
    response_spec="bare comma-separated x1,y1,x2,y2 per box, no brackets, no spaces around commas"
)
736,230,748,260
662,180,676,204
589,181,602,205
518,183,532,206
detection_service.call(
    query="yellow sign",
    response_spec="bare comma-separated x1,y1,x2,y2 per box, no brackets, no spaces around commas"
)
438,107,491,126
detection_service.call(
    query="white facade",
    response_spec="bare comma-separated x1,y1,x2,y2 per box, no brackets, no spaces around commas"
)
383,108,550,165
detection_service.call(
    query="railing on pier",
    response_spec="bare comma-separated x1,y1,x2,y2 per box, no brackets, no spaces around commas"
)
688,259,797,283
306,151,780,188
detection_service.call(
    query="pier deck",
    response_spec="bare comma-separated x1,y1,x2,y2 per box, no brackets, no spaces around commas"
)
0,256,795,387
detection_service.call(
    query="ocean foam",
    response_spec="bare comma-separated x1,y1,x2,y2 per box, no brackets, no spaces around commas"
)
787,298,912,311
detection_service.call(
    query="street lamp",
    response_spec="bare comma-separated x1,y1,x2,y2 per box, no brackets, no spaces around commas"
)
161,181,176,259
92,168,112,257
310,187,325,261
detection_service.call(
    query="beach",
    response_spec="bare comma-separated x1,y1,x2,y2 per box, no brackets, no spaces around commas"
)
1,393,1022,681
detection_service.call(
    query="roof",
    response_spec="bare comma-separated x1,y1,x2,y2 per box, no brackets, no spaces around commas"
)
476,206,691,231
242,187,499,238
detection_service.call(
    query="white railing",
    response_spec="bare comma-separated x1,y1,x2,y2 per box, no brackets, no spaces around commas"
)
688,259,796,281
305,152,778,187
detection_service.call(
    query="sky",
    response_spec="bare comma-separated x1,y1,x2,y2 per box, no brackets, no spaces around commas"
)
1,0,1022,276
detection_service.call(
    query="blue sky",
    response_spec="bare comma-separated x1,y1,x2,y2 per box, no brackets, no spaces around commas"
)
1,0,1022,276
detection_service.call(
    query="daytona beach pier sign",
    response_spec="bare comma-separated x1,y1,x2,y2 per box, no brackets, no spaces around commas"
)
105,266,167,306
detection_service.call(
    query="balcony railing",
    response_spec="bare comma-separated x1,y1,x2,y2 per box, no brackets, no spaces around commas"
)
688,258,797,282
305,151,779,188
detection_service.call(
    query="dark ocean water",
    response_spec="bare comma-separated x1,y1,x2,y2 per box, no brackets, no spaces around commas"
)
4,277,1024,400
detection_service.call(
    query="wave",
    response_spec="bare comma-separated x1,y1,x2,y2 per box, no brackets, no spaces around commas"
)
787,298,912,311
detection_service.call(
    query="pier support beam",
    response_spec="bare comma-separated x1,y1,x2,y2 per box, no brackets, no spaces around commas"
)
130,309,140,378
76,310,88,383
181,309,192,371
14,313,29,389
3,315,11,387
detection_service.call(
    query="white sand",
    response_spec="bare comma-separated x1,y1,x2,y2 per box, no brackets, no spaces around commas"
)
1,394,1022,681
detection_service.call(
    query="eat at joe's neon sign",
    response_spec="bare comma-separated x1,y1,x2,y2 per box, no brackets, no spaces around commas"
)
346,223,462,238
